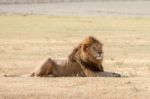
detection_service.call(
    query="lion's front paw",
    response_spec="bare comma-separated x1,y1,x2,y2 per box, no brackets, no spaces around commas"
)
113,73,121,77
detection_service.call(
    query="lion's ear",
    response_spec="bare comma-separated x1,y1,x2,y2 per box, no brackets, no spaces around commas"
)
83,44,88,52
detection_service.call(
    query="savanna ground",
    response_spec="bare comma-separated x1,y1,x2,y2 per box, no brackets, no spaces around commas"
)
0,11,150,99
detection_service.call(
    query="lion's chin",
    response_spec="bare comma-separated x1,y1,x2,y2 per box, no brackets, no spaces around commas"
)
96,56,103,60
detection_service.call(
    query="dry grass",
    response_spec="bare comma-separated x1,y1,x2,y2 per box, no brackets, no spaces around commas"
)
0,15,150,99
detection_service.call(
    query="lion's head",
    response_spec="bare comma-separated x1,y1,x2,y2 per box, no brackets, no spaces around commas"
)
80,36,103,64
69,36,103,71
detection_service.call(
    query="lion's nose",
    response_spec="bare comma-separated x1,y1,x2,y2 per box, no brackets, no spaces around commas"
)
98,52,102,55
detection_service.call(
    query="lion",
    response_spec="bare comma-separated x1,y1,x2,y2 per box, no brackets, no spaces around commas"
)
5,36,121,77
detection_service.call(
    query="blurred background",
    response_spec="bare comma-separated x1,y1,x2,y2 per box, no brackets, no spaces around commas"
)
0,0,150,16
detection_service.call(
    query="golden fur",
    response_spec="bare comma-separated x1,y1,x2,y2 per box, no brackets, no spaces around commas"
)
29,36,121,77
5,36,121,77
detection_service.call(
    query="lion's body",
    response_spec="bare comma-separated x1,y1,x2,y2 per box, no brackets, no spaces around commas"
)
4,36,121,77
29,36,121,77
31,58,84,77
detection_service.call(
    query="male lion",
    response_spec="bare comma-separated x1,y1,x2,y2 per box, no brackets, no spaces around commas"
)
5,36,121,77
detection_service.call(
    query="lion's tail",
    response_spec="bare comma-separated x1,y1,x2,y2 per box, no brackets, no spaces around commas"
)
4,72,35,77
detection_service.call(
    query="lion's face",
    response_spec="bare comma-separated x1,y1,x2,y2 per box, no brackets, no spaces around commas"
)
88,43,103,61
81,38,103,64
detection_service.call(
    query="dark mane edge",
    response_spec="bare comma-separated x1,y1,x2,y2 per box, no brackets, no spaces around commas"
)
68,43,81,62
